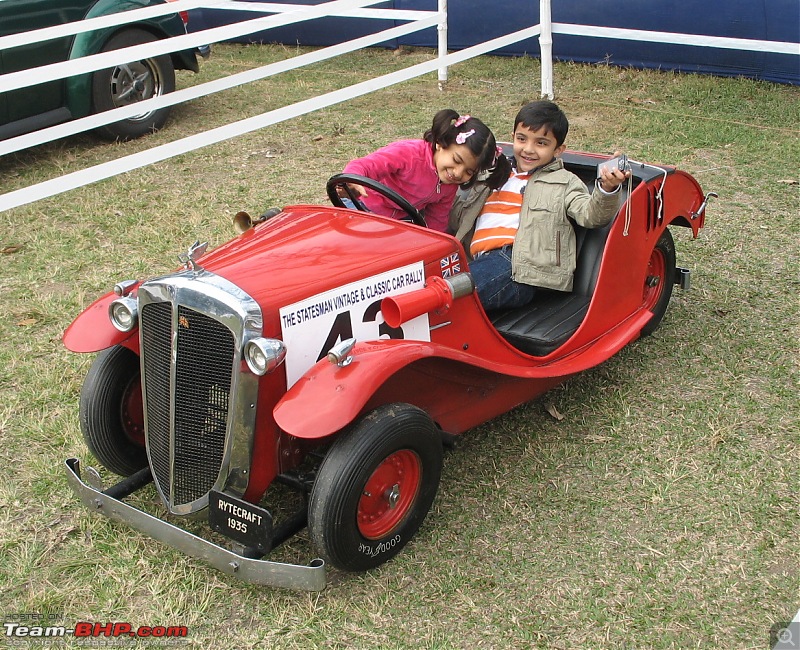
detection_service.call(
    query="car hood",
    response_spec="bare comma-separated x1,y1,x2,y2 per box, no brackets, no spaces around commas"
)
192,206,455,329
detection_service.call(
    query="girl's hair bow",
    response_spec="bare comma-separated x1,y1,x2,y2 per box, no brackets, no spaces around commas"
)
455,129,475,144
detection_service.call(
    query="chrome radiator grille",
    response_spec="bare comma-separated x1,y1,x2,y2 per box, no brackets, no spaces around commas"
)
137,271,262,514
173,306,234,505
140,302,172,502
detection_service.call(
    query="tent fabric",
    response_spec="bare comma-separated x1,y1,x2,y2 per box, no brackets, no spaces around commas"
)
190,0,800,85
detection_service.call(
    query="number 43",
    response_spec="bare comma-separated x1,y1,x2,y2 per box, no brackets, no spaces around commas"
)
315,299,404,363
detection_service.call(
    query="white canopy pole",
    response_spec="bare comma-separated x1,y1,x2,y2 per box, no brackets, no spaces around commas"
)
539,0,554,98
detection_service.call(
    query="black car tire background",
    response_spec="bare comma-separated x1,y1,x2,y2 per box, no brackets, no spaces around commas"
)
91,28,176,141
641,227,677,336
79,345,148,476
308,403,443,572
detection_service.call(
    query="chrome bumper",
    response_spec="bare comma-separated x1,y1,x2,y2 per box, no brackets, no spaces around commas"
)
65,458,326,591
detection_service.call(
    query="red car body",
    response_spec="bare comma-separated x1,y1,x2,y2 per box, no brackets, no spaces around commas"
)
63,150,711,591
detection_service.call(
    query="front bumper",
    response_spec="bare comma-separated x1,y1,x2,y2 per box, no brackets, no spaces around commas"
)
65,458,326,591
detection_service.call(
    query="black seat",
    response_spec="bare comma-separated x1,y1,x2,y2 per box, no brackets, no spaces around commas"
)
489,220,613,356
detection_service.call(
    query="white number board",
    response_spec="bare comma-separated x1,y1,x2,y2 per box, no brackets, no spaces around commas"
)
279,262,430,387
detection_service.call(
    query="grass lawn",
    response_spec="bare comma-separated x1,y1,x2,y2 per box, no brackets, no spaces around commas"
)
0,42,798,649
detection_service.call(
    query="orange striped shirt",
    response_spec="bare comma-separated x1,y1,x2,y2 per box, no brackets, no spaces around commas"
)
470,171,531,256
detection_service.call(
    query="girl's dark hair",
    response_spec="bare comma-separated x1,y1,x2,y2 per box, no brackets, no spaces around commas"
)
424,108,511,189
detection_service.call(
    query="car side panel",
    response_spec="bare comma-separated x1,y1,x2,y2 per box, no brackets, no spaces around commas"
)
0,0,87,123
273,308,651,441
0,49,6,124
533,169,706,360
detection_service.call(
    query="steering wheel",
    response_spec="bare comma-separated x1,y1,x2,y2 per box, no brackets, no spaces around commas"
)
326,173,427,228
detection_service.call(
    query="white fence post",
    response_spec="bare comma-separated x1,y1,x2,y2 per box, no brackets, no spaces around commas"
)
539,0,553,99
438,0,448,89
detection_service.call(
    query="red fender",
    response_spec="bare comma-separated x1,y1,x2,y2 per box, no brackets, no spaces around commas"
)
273,310,651,440
63,292,138,353
274,340,436,440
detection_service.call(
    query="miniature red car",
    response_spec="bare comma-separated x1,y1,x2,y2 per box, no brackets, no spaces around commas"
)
63,149,713,591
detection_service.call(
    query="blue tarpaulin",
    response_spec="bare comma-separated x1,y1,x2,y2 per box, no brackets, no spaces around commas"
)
190,0,800,85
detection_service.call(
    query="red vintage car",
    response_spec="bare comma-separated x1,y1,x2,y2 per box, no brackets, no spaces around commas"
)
63,149,713,591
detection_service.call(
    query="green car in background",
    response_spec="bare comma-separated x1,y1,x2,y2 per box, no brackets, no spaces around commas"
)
0,0,208,142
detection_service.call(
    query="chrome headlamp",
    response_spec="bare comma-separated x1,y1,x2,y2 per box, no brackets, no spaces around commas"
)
108,296,139,332
244,338,287,376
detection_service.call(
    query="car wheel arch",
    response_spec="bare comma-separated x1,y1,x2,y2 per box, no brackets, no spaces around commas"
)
65,2,190,118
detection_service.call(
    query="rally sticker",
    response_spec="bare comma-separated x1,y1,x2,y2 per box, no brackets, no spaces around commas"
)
280,262,429,387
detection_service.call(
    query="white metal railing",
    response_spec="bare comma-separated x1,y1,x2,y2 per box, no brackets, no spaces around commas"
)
0,0,455,212
0,0,461,212
0,0,429,154
0,9,440,156
0,1,440,94
537,0,799,99
1,0,797,212
0,24,539,212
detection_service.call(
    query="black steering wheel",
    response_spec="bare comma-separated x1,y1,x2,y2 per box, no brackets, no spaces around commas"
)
326,173,427,228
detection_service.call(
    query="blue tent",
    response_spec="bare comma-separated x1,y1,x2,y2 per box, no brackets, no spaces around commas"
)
191,0,800,85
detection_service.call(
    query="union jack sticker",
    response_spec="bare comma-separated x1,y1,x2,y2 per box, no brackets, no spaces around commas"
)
440,252,461,278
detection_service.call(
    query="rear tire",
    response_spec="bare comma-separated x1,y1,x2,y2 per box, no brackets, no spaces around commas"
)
79,345,148,476
308,404,443,572
641,228,676,336
91,29,176,141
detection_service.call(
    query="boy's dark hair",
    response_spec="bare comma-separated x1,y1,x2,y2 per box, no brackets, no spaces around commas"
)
424,108,511,189
514,100,569,146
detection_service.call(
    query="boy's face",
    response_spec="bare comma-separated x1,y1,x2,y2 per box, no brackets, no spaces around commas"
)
512,124,566,173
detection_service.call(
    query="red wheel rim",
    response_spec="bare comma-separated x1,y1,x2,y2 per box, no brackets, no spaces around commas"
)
121,375,145,447
643,246,665,310
357,450,421,540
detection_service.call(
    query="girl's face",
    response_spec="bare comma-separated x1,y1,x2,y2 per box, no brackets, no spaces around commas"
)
433,143,479,185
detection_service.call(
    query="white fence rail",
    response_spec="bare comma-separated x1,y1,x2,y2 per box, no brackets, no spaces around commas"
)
0,10,440,157
0,25,540,213
1,0,797,213
0,0,438,156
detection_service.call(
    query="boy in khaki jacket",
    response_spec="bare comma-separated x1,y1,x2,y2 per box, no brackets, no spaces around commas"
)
449,100,630,311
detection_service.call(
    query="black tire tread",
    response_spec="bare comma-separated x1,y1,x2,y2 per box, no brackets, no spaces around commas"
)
79,346,147,476
308,403,442,572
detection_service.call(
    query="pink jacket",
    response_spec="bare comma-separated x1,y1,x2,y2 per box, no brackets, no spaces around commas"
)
343,139,457,232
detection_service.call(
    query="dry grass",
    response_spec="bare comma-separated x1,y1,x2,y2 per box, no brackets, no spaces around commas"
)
0,43,798,649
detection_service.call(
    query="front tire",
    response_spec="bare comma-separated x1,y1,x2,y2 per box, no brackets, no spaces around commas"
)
91,29,176,141
308,403,443,572
79,345,147,476
641,228,676,336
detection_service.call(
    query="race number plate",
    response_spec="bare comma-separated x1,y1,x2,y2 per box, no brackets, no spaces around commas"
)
208,490,273,554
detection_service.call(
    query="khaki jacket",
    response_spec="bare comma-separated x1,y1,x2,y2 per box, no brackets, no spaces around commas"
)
448,158,621,292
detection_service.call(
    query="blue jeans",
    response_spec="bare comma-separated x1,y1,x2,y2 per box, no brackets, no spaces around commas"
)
469,245,537,311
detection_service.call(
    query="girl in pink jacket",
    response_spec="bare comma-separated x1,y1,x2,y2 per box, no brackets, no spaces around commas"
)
342,109,510,232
